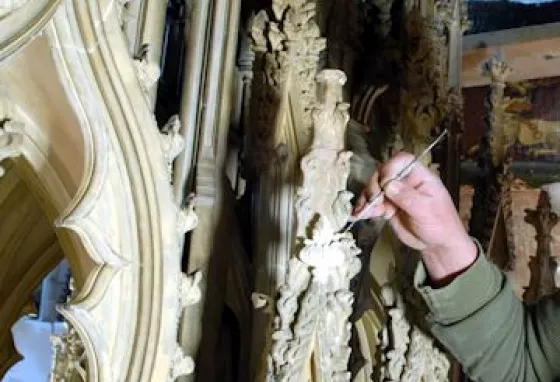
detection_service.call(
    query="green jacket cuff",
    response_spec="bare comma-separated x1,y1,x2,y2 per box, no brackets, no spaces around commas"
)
414,240,504,325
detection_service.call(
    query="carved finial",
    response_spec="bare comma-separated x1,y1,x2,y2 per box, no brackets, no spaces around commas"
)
0,119,24,177
485,57,513,84
178,194,198,233
251,292,273,314
160,115,184,178
180,271,202,308
168,345,195,381
311,69,350,151
133,44,161,95
523,191,559,302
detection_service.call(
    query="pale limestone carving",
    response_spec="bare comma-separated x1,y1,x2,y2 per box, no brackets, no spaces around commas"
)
250,0,326,167
0,119,23,177
249,2,327,377
0,0,28,18
133,44,161,96
378,285,410,381
168,345,195,382
50,325,86,382
377,283,450,382
160,115,185,178
178,194,199,233
181,271,202,309
401,329,450,381
251,293,273,314
266,70,361,381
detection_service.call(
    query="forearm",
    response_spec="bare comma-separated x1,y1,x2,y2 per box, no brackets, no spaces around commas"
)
415,247,560,382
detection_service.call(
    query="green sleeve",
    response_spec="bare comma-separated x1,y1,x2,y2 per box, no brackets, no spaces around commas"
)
414,243,560,382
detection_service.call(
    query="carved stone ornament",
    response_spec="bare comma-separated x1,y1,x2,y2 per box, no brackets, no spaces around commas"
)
0,0,29,19
160,115,185,179
523,191,559,302
133,44,161,96
249,0,327,167
177,193,199,234
180,270,202,309
400,10,448,163
50,324,87,382
486,58,513,168
377,283,450,382
0,118,23,177
266,70,361,382
168,344,195,382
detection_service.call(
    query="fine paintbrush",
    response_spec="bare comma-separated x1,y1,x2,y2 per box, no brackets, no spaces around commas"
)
342,129,448,233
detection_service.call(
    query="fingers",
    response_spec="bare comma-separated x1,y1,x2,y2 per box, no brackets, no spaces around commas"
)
387,214,427,251
384,179,425,218
352,190,386,219
379,151,440,190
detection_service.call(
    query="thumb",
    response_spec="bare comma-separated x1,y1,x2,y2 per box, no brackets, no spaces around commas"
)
384,180,423,217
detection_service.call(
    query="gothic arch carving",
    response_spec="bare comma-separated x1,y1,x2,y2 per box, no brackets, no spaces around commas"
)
0,0,188,380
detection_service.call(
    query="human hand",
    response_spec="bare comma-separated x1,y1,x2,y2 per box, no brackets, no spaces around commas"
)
353,152,477,285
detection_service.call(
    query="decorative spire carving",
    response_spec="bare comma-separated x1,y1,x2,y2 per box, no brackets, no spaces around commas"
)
168,344,195,382
469,58,513,252
249,0,326,168
523,191,559,303
267,70,361,381
486,58,513,168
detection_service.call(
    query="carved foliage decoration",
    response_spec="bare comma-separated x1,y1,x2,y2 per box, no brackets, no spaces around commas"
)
250,0,326,167
267,70,361,382
400,10,447,160
377,283,450,382
133,44,161,97
469,58,513,252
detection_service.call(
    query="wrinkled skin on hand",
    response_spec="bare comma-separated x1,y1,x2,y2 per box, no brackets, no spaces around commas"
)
353,152,477,286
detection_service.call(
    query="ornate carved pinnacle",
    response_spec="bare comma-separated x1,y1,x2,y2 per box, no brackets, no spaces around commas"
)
525,191,559,238
485,58,513,84
523,191,559,302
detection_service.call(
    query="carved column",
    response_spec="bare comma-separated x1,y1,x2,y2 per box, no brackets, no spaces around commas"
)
523,191,559,303
469,58,512,252
172,0,243,380
437,0,470,206
248,2,326,379
267,69,360,382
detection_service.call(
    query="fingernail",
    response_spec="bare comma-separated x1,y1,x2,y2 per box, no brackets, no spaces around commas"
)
385,181,402,196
